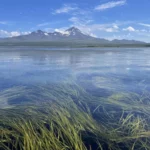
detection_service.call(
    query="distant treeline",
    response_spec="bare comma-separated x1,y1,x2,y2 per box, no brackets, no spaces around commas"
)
0,41,150,48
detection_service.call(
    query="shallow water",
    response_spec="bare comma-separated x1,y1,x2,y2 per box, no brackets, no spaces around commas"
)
1,47,150,149
0,47,150,107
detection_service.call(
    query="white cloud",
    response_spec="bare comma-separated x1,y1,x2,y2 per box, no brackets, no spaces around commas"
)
105,28,115,32
95,0,126,11
123,26,150,34
0,30,31,37
53,4,78,14
72,9,91,16
10,32,21,37
113,25,119,29
139,23,150,27
0,30,9,37
69,17,93,26
123,26,136,32
0,30,20,37
106,33,133,41
105,26,119,32
88,33,97,38
21,31,31,35
77,23,119,33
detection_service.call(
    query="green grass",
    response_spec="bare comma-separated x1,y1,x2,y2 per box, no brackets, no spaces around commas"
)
0,83,150,150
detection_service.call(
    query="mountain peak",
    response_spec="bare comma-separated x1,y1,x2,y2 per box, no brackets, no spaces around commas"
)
66,27,81,33
37,30,44,33
31,30,45,34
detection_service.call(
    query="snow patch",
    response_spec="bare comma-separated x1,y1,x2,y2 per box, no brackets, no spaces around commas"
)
44,33,49,36
55,29,70,36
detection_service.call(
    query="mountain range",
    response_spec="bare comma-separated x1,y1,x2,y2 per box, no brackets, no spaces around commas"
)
0,27,146,45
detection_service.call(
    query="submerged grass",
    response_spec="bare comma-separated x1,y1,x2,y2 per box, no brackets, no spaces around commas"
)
0,102,100,150
0,83,150,149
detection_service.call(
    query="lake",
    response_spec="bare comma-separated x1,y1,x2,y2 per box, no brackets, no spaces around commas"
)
0,47,150,150
0,47,150,100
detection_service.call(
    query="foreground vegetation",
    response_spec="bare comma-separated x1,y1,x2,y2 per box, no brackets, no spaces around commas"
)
0,83,150,150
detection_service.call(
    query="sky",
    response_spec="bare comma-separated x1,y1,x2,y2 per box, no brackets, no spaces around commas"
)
0,0,150,42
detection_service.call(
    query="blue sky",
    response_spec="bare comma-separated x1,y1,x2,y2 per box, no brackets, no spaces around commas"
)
0,0,150,42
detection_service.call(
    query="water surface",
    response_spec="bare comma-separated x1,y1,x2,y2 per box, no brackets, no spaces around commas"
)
0,47,150,107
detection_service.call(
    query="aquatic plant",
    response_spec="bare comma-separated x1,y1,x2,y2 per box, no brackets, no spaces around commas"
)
0,84,150,149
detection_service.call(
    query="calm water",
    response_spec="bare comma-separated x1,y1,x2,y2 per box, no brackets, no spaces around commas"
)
0,47,150,107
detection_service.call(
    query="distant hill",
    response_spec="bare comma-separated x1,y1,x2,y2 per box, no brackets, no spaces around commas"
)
0,27,147,46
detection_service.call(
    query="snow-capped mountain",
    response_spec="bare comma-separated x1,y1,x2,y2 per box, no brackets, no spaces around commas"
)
0,27,145,44
1,27,101,41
